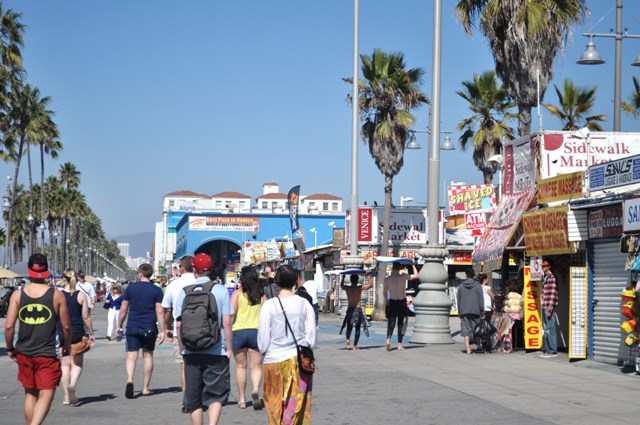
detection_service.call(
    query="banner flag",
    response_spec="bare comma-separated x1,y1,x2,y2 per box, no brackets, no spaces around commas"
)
288,185,305,252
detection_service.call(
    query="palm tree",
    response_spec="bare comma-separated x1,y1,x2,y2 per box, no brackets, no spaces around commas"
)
58,188,87,269
355,49,428,320
456,0,587,136
456,71,517,184
544,79,605,131
622,76,640,118
58,161,80,189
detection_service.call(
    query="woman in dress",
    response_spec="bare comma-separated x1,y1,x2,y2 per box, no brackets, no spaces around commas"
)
60,269,95,405
105,283,123,340
231,265,265,410
258,265,316,425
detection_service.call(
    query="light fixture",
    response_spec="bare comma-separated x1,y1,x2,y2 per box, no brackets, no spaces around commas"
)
27,213,34,223
400,196,414,207
406,132,421,150
327,221,336,228
576,36,605,65
441,133,456,151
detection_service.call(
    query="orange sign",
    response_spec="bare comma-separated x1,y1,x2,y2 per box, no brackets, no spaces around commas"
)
523,266,542,350
537,171,583,204
522,205,576,256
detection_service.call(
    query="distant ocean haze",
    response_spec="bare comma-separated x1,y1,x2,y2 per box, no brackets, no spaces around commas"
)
111,232,154,259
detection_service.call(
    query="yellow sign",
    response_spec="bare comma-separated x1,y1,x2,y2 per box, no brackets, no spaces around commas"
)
523,266,542,350
537,172,583,204
523,205,576,256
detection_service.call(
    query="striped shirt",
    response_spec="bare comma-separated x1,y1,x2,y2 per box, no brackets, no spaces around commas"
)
541,272,558,312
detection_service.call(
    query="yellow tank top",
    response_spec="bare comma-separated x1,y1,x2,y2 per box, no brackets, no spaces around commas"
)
232,292,262,331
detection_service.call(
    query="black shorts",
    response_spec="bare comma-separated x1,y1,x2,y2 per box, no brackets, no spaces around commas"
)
184,354,230,410
125,327,158,352
386,299,407,319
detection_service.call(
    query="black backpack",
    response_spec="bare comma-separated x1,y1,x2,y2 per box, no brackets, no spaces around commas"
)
179,281,219,351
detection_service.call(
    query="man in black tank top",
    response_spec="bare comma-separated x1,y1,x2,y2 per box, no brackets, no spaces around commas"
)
4,254,71,424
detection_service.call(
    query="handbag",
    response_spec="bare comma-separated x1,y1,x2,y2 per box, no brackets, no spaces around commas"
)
70,336,91,356
276,297,315,375
103,300,110,310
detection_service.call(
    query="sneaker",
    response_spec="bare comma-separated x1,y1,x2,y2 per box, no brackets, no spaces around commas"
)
546,353,558,358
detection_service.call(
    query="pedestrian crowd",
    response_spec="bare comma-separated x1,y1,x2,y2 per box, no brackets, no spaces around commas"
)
3,252,317,425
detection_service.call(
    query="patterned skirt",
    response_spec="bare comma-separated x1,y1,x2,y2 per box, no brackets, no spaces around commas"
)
263,355,312,425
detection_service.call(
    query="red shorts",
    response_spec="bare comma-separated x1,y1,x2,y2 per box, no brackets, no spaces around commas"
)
16,353,62,390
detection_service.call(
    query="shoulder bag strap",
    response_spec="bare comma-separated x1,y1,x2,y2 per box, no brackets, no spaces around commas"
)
276,297,299,346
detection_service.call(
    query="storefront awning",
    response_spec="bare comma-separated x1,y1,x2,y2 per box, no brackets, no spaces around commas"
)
472,189,536,271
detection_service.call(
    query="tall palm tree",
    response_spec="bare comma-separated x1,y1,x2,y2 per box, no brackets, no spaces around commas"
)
58,188,87,269
2,84,50,257
355,49,428,320
456,0,587,136
456,70,517,184
622,76,640,118
58,161,80,189
544,78,605,131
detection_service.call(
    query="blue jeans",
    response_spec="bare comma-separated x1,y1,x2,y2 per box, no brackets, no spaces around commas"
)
542,309,557,354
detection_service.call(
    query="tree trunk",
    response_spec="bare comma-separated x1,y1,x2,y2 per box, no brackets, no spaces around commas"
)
371,175,394,321
8,135,26,267
518,104,532,137
26,143,36,255
40,142,45,254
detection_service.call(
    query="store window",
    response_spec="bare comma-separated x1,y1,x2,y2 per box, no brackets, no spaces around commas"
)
261,201,268,209
332,202,338,211
215,200,222,208
323,202,329,211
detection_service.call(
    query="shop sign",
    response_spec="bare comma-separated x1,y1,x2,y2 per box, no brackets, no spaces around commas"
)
537,172,583,204
503,136,537,196
448,184,496,215
539,132,640,180
623,198,640,232
358,208,372,241
465,212,487,232
452,251,472,264
523,266,542,350
530,256,543,281
523,205,576,256
590,154,640,191
588,204,623,239
190,215,259,232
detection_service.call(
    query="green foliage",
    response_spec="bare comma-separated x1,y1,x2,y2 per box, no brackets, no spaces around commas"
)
543,78,606,131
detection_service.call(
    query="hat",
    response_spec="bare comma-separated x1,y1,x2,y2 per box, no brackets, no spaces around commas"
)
28,253,49,279
77,270,85,278
542,261,550,267
191,253,212,272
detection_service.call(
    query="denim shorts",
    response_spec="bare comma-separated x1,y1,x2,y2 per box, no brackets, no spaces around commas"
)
125,327,158,352
232,329,258,351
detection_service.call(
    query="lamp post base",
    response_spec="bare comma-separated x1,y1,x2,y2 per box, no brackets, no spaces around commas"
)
410,245,453,344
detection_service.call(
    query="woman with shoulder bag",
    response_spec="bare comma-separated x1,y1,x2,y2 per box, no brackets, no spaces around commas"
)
59,269,95,405
105,283,124,341
258,265,316,425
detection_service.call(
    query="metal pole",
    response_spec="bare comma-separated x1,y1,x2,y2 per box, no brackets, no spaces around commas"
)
614,0,622,131
3,176,11,269
349,0,359,258
410,0,453,344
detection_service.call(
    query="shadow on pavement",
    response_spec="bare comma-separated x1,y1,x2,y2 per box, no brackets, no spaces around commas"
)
77,394,116,405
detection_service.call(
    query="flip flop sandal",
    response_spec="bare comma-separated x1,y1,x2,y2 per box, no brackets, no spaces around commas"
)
252,392,262,410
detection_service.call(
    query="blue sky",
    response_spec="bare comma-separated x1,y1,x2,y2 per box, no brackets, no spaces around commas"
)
1,1,640,237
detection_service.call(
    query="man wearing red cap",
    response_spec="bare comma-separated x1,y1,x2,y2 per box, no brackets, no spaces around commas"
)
4,253,72,424
175,253,233,425
540,261,558,358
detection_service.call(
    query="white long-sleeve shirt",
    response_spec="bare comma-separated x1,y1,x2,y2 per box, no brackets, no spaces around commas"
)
258,295,316,364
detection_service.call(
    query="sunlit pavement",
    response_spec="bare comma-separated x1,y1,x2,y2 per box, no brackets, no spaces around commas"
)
2,307,640,424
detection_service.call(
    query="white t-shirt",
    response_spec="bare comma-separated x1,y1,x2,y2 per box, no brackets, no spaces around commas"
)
303,280,318,304
482,285,492,312
161,273,196,320
77,281,96,309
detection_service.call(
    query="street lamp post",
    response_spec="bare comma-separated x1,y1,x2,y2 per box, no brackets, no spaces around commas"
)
65,239,70,269
576,0,640,131
309,228,317,248
410,0,453,344
488,154,504,200
39,222,45,251
27,213,34,257
3,176,12,269
53,229,59,272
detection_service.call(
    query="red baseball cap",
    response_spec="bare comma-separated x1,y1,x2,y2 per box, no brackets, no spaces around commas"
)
28,253,49,279
191,253,212,272
542,261,550,267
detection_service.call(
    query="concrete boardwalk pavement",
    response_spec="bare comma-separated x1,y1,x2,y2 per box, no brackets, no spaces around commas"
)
2,306,640,424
